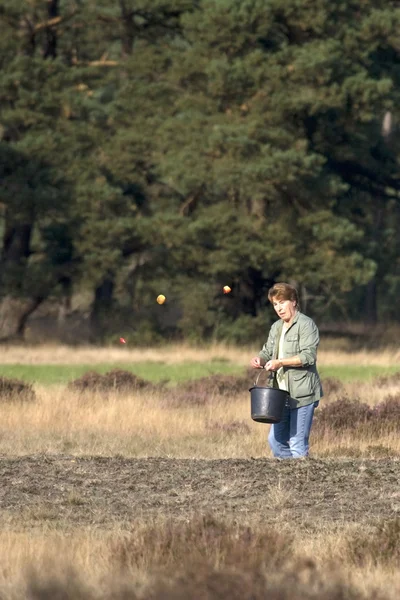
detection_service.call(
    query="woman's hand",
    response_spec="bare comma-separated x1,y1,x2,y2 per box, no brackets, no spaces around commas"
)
250,357,264,369
265,359,283,372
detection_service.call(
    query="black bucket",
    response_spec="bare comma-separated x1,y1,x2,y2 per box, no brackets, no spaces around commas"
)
249,369,289,423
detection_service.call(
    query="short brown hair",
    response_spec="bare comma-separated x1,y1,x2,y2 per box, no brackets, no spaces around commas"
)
268,282,300,308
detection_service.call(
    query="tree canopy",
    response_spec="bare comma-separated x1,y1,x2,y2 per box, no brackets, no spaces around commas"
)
0,0,399,343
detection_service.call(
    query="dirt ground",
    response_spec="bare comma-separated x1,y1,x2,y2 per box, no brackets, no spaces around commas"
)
0,456,398,530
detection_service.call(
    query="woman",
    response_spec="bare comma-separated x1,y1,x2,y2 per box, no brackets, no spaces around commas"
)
250,282,323,459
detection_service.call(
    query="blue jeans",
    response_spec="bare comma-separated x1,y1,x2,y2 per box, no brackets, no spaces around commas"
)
268,401,318,458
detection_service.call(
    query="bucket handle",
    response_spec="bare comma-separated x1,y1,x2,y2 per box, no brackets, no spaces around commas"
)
253,367,274,387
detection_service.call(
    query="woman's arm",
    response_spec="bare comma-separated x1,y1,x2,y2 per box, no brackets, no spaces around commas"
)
258,326,276,363
265,355,302,371
266,318,319,371
250,325,275,368
297,320,319,367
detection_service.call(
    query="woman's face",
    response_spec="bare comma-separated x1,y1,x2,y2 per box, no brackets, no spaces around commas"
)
272,298,297,323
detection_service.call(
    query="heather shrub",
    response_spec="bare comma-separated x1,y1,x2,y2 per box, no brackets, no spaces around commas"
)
164,373,249,407
112,514,293,572
371,395,400,429
146,569,383,600
347,518,400,567
0,376,36,402
103,369,155,392
320,377,344,398
28,571,94,600
178,373,250,396
26,562,389,600
375,372,400,386
313,397,372,432
67,369,154,395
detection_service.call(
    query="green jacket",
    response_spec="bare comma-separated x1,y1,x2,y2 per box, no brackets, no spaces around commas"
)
258,311,323,409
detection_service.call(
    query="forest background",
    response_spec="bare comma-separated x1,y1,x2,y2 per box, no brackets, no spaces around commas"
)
1,0,400,346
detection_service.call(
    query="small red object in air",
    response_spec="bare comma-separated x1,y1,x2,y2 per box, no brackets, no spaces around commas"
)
119,337,126,344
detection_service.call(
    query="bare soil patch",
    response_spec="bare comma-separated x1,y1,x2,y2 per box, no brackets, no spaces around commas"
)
0,456,398,530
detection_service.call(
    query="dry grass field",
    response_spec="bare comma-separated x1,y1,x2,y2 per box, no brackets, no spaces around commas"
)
0,341,399,367
0,343,399,599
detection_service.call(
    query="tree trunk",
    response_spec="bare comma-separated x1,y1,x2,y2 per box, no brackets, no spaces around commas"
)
363,278,378,324
0,296,44,341
299,283,308,314
43,0,59,58
0,212,45,340
0,219,32,295
2,221,32,265
90,277,115,340
56,276,73,339
21,17,36,56
119,0,135,57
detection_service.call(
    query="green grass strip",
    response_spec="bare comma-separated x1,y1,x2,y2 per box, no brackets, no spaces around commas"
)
0,363,398,386
318,365,399,382
0,362,242,386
